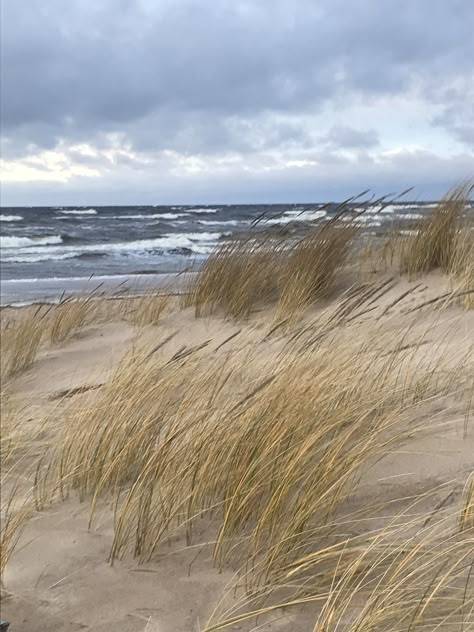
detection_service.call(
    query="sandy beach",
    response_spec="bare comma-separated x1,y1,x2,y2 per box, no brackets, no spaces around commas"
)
1,195,473,632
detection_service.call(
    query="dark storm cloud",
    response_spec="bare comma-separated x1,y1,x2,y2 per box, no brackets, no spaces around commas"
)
2,0,473,157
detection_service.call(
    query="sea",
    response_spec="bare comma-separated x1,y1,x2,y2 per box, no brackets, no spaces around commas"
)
0,202,440,305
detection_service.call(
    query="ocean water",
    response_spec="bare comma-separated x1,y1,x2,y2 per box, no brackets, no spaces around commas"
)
0,202,437,304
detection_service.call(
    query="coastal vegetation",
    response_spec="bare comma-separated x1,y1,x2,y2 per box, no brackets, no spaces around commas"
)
0,184,473,631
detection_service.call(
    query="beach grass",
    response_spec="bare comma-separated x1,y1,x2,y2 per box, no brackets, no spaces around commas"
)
124,291,170,327
1,185,473,630
0,309,44,379
186,206,365,319
448,214,474,308
460,471,474,531
400,183,472,277
184,234,282,318
48,293,102,344
275,213,361,319
203,506,474,631
188,185,473,321
29,287,472,627
0,395,41,593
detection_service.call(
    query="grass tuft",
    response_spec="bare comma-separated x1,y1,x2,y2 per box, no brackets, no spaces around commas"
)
124,291,170,327
0,309,44,379
48,295,98,344
186,209,363,320
400,183,473,277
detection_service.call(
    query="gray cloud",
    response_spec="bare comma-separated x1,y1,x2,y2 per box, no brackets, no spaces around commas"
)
2,0,473,157
1,0,473,204
429,78,474,149
320,126,380,149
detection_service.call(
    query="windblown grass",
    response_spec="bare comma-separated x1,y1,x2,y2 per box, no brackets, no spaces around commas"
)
186,206,364,319
1,191,473,626
0,392,22,466
276,216,361,319
400,183,473,278
0,293,106,382
204,501,474,631
0,287,171,386
0,309,44,379
48,294,99,344
0,486,34,595
460,471,474,531
0,395,42,594
32,292,472,628
448,215,474,308
124,291,170,327
358,184,473,310
185,235,282,318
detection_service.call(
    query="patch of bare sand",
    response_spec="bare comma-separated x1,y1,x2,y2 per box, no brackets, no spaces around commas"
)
1,275,473,631
4,504,233,632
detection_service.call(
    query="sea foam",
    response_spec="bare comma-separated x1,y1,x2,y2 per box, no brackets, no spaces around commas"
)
0,235,63,248
0,232,222,263
59,209,98,216
0,214,23,222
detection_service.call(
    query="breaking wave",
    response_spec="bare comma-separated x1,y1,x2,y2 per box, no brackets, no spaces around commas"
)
1,235,63,248
0,214,23,222
59,209,98,216
185,208,219,214
99,213,187,220
266,209,328,225
1,232,223,263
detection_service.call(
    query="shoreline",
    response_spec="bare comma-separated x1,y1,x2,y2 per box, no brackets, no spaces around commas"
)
0,270,195,306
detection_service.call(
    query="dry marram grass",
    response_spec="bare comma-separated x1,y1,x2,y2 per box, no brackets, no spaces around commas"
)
186,208,364,319
400,183,472,276
48,294,100,344
0,309,43,379
124,291,170,326
29,292,473,629
1,186,474,630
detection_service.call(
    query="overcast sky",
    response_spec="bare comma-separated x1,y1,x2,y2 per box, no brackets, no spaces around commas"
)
1,0,473,206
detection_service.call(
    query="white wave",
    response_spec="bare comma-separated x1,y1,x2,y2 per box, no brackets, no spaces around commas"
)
5,252,81,263
365,204,419,214
155,213,184,220
99,212,187,220
0,235,63,248
180,232,223,241
59,209,97,215
284,209,328,218
1,232,222,263
399,213,424,220
343,216,382,227
266,210,327,225
185,208,219,214
0,214,23,222
198,219,244,226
